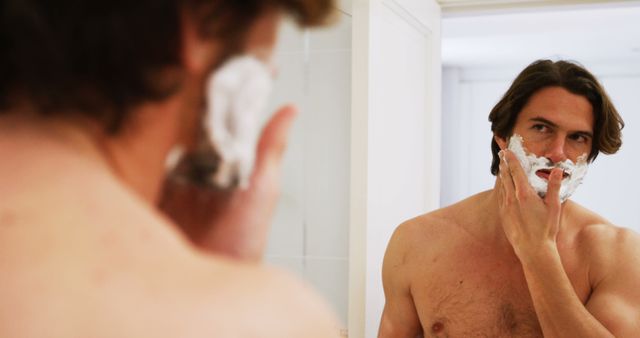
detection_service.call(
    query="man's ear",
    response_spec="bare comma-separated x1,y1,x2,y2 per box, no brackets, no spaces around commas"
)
494,133,508,150
181,9,219,75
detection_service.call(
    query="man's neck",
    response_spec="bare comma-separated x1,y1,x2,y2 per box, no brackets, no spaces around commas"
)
471,184,515,252
0,108,176,205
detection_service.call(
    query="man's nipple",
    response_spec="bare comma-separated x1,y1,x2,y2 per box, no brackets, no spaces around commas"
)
432,321,444,333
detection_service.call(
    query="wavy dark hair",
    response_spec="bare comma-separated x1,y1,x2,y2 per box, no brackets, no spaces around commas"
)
488,59,624,175
0,0,335,133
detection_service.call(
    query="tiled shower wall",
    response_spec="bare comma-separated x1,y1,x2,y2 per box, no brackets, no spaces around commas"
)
265,3,352,330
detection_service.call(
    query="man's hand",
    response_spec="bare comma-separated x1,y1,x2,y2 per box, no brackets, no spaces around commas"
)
158,105,297,262
497,149,564,260
497,149,628,338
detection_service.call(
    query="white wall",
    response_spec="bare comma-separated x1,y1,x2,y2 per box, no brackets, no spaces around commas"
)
350,1,441,337
441,63,640,233
267,2,443,337
265,4,352,334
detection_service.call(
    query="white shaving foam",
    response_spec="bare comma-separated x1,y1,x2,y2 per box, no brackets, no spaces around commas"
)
507,134,588,203
205,55,273,189
164,145,185,173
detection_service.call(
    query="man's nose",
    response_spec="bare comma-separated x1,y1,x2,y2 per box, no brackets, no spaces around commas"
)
545,136,568,163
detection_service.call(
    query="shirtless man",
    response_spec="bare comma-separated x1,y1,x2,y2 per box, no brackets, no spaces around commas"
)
0,1,340,337
379,60,640,337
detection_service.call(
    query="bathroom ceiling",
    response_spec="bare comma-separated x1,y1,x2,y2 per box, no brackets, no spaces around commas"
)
442,3,640,68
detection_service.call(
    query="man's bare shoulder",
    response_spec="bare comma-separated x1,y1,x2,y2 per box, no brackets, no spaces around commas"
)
386,193,486,263
568,205,640,335
565,200,637,250
565,201,640,282
96,219,341,337
0,193,338,336
564,200,613,228
575,220,640,265
392,192,488,245
389,209,454,255
183,258,340,338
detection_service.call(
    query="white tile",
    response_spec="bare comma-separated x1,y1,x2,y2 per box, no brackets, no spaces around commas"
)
303,50,351,258
268,52,306,113
309,12,352,51
306,51,351,113
268,33,352,261
278,117,305,200
266,52,307,257
275,18,306,54
266,197,305,257
337,0,353,16
304,257,349,329
268,51,306,204
303,165,350,258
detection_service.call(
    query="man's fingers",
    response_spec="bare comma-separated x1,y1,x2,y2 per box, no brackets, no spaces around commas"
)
545,167,563,207
503,149,531,199
499,150,515,203
497,171,506,209
254,105,298,177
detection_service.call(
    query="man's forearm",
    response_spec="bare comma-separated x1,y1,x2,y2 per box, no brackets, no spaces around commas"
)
519,243,614,338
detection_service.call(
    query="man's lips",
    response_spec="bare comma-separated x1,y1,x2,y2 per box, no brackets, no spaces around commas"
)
536,169,569,180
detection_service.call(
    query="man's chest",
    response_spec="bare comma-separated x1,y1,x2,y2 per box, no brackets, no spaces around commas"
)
407,248,590,337
411,273,542,337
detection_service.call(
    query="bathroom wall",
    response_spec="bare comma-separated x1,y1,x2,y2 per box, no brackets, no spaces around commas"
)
266,2,443,337
264,2,352,333
350,1,442,336
441,62,640,233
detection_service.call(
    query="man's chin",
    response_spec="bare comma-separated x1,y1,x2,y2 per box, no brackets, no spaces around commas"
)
527,177,582,203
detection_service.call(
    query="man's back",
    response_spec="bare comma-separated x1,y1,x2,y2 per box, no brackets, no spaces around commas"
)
0,123,337,338
379,190,638,337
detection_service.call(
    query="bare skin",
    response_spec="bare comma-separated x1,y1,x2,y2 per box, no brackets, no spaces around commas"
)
379,87,640,337
0,8,339,338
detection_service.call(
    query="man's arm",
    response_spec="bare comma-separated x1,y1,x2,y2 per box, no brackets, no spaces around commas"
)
378,224,423,338
517,245,614,337
583,226,640,336
517,226,640,337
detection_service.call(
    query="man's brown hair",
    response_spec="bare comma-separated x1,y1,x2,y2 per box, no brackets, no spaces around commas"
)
0,0,335,133
488,59,624,175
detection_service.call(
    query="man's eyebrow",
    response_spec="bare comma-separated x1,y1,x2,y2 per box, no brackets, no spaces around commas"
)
572,130,594,139
529,117,558,128
529,117,593,138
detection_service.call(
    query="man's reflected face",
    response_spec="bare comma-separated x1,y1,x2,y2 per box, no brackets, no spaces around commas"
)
510,86,594,177
502,86,595,201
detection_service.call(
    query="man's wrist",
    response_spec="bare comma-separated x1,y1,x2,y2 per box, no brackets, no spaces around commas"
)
515,241,560,268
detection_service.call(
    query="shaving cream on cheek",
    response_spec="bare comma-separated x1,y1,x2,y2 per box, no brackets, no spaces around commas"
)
204,55,274,189
507,134,589,203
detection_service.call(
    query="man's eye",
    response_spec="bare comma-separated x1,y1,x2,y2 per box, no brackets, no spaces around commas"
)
532,124,549,133
570,134,588,143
